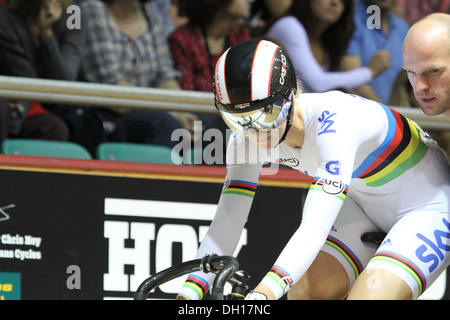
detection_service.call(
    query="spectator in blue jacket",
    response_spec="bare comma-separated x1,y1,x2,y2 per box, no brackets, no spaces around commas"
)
340,0,409,104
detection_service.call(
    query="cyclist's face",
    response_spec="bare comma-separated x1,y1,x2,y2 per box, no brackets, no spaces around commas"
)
245,122,286,150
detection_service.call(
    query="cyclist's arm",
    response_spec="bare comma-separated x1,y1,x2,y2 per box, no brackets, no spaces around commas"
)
256,165,351,299
255,110,359,299
177,151,264,300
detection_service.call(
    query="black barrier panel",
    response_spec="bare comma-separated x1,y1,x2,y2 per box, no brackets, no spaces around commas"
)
0,169,448,300
0,169,303,300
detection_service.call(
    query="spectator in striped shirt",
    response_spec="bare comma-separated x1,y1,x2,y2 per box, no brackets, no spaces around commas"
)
78,0,198,154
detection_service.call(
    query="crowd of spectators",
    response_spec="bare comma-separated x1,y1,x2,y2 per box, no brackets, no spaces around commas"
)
0,0,448,159
0,0,79,143
266,0,391,95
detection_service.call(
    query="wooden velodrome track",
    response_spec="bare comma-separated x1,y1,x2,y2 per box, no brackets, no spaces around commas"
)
0,154,313,189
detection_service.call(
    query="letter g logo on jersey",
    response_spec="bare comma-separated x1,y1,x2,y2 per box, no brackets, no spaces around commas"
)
325,161,340,175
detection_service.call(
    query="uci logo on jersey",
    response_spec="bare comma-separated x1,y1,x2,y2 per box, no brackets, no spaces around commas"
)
318,110,337,136
314,177,345,195
277,158,299,167
322,179,345,195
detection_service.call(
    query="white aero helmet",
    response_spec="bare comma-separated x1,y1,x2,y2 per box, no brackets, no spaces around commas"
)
213,40,297,143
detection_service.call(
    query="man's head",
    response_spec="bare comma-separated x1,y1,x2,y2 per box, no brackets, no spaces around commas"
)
403,13,450,119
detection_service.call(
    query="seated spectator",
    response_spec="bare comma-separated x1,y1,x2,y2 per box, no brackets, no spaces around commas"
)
340,0,409,104
394,0,450,25
171,0,189,28
0,0,84,143
260,0,292,19
249,0,292,37
168,0,252,132
78,0,197,155
148,0,182,39
265,0,391,94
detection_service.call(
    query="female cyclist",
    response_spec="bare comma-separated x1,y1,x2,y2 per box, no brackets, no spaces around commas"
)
177,40,450,300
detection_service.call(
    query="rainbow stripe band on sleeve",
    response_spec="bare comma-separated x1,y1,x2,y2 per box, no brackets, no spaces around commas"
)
222,180,257,198
325,236,363,279
352,104,428,187
370,251,426,296
264,265,293,294
181,275,210,300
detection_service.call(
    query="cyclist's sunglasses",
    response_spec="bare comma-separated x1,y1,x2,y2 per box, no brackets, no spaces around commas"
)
215,89,294,134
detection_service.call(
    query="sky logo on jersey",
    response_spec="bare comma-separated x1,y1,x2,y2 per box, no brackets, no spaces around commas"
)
310,177,348,201
415,218,450,273
352,104,428,187
325,161,340,175
318,110,337,136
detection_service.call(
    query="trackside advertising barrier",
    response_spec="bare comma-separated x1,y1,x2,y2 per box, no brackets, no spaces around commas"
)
0,155,448,300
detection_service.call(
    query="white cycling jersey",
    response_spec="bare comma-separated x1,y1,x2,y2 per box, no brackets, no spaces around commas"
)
178,91,450,300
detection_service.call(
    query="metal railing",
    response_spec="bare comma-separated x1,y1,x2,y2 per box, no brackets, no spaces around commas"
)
0,75,448,130
0,75,216,114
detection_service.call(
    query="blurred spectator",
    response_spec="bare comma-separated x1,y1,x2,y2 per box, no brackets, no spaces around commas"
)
78,0,197,155
340,0,409,104
169,0,252,94
394,0,450,25
260,0,292,18
148,0,176,38
168,0,253,132
265,0,391,93
249,0,292,37
168,0,188,29
0,0,84,143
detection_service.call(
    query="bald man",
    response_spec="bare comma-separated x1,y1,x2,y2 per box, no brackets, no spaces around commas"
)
402,13,450,120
